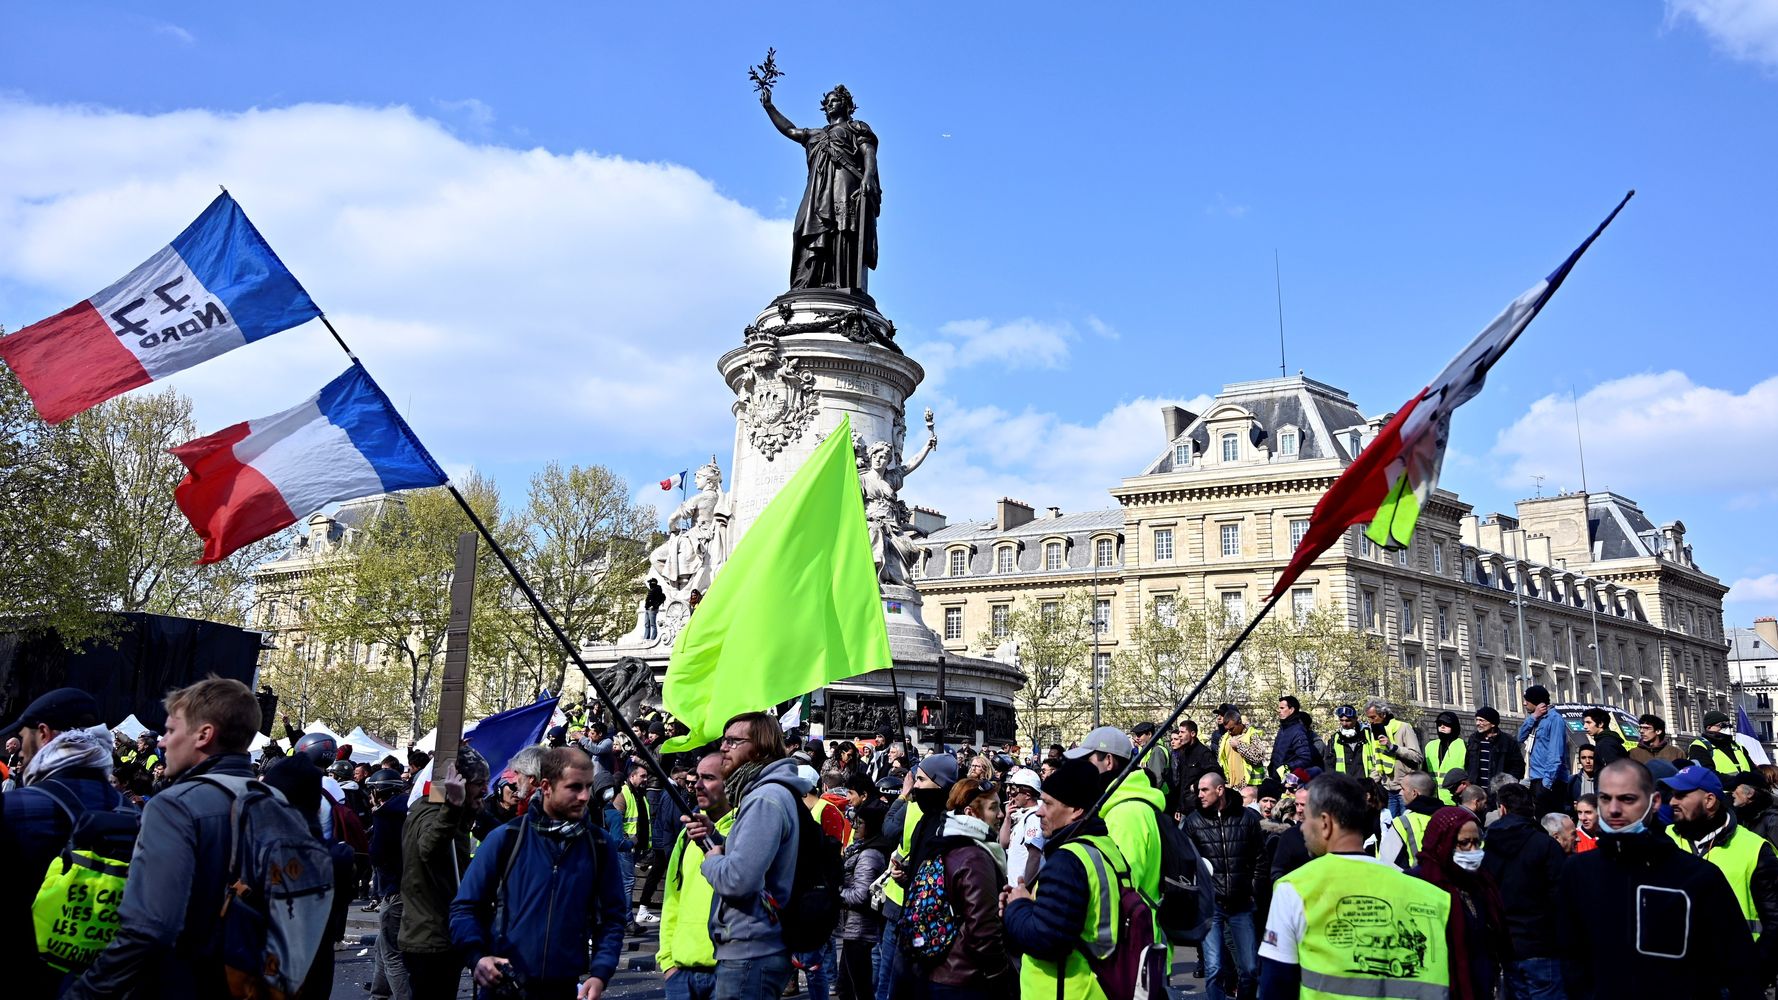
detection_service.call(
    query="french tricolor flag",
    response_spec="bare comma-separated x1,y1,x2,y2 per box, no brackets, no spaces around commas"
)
0,193,319,423
660,470,686,491
171,363,446,563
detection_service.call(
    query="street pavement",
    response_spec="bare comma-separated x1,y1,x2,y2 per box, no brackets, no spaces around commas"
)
330,905,1212,999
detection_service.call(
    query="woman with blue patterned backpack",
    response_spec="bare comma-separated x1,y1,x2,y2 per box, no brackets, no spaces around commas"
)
898,778,1012,1000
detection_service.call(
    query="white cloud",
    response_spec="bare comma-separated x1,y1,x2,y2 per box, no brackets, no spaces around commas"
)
1729,573,1778,603
909,316,1074,388
902,394,1214,520
0,99,785,472
1204,192,1249,219
1667,0,1778,69
1492,371,1778,503
154,23,195,45
433,97,495,134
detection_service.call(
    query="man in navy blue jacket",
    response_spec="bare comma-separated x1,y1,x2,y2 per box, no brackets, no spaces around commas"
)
452,746,627,1000
1266,696,1318,782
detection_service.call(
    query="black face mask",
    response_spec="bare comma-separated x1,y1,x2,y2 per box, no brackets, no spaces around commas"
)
1673,813,1725,841
912,786,948,813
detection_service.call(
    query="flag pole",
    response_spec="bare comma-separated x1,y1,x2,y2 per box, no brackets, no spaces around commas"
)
1080,584,1289,824
441,480,700,826
311,312,700,827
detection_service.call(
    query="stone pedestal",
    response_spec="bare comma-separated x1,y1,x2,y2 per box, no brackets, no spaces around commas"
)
718,290,921,549
577,287,1025,747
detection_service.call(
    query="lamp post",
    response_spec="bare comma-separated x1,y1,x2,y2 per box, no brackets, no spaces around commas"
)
936,650,948,752
1091,558,1102,728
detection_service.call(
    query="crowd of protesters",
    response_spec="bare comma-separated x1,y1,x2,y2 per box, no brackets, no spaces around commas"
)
8,676,1778,1000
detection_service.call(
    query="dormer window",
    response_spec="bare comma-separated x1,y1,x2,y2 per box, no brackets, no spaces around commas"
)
948,549,967,577
996,547,1015,574
1095,537,1115,567
1279,429,1298,457
1044,541,1064,571
1221,433,1239,462
1174,443,1191,468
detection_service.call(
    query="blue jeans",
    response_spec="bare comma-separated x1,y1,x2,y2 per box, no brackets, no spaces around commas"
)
1203,906,1257,1000
716,953,794,1000
874,917,899,1000
618,845,635,909
796,939,836,1000
666,967,718,1000
1502,958,1565,1000
1387,790,1405,819
645,608,659,639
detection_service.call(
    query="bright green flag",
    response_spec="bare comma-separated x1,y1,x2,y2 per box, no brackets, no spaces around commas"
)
661,414,891,751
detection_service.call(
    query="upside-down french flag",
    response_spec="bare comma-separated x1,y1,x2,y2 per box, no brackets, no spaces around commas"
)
1269,191,1635,602
171,363,446,563
0,193,320,423
660,470,687,491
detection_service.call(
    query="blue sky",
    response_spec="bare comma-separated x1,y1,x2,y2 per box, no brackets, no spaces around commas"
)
4,2,1777,622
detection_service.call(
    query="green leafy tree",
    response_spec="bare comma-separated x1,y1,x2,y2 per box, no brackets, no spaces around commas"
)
984,590,1097,751
71,383,282,623
1103,598,1246,729
297,475,511,737
1243,606,1410,725
486,462,655,705
0,364,115,643
1,363,280,642
258,639,414,743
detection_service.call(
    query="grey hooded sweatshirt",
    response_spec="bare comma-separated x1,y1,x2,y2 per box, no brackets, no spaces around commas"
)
700,755,809,960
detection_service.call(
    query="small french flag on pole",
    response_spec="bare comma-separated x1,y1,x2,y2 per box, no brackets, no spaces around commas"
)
0,192,320,423
660,470,687,491
170,363,446,563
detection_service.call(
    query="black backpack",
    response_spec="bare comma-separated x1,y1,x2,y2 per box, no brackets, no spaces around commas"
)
1150,803,1214,945
776,789,843,952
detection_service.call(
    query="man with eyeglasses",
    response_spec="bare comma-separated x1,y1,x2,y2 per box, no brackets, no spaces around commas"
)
1000,768,1045,889
681,712,806,1000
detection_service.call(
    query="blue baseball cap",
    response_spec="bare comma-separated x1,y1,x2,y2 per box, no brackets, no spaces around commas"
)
1658,765,1723,797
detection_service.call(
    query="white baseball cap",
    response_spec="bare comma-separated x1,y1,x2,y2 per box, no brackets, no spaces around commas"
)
1063,725,1134,760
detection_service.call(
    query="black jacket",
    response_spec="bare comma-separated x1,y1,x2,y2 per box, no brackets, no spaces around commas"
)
1464,729,1526,787
1267,712,1316,779
1184,792,1265,912
1479,813,1566,959
1169,741,1217,816
1557,828,1761,1000
1591,730,1631,768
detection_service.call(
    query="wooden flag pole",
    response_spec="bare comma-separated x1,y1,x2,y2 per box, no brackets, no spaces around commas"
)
309,318,700,824
439,484,700,826
428,531,478,801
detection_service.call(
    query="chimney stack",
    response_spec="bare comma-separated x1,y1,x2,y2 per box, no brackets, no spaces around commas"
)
997,498,1035,531
1161,405,1196,443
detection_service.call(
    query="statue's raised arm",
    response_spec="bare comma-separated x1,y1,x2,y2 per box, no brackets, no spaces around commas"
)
760,90,810,142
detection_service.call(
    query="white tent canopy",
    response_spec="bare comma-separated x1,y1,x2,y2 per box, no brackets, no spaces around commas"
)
343,726,397,764
414,728,438,754
112,714,149,740
249,730,273,752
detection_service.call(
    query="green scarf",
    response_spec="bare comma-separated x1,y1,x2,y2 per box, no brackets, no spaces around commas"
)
725,759,770,809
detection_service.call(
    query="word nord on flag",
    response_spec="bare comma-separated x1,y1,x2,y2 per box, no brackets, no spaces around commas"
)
0,192,319,423
171,363,446,563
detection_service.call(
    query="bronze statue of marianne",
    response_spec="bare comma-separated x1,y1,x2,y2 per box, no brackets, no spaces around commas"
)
760,84,881,297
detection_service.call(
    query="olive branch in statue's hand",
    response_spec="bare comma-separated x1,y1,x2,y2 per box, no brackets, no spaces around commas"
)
748,48,784,98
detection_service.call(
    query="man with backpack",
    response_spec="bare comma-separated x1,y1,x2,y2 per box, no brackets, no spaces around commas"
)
69,678,334,1000
452,746,628,1000
1068,727,1166,921
0,688,125,995
1004,755,1164,1000
680,711,814,1000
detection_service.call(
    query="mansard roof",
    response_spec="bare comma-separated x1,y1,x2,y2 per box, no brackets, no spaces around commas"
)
1141,374,1373,474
